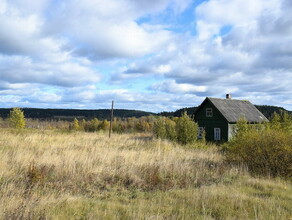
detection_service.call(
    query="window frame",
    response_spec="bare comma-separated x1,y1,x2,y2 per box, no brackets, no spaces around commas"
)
214,128,221,141
206,108,213,117
198,127,205,139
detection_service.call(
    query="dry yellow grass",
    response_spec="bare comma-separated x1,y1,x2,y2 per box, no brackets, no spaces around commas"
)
0,128,291,219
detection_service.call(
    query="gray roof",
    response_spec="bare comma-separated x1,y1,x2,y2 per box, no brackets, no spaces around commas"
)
207,97,268,123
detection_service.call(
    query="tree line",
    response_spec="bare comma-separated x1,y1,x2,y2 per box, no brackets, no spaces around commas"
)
0,104,290,121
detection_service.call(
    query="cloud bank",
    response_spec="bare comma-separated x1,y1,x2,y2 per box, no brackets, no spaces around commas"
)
0,0,291,112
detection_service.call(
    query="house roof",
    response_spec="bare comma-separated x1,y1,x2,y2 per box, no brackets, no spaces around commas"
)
198,97,269,123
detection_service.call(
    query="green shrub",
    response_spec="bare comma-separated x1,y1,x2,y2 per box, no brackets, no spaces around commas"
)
153,114,199,145
153,117,166,139
112,118,125,133
225,129,292,178
165,118,177,141
126,117,137,132
269,111,292,132
135,120,151,133
79,119,86,131
84,118,100,132
176,112,198,145
9,107,26,129
234,117,249,136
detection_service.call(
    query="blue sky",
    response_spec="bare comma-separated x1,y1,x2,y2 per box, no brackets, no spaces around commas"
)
0,0,291,112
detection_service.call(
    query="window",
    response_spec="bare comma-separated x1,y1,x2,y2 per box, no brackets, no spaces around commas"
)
198,127,205,139
206,108,213,117
214,128,221,141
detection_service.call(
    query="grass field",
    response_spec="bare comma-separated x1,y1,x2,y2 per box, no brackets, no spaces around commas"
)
0,129,291,219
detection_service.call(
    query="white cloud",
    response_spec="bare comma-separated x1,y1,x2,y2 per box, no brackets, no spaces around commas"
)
196,0,280,38
0,55,100,87
151,80,207,93
155,65,172,74
26,92,62,103
42,0,178,59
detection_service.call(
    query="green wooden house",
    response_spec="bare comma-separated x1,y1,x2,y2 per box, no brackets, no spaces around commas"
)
194,94,268,142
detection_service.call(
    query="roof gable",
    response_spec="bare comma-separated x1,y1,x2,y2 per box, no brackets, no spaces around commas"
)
195,97,269,123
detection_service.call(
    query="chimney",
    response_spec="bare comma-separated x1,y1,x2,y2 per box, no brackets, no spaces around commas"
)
226,94,231,99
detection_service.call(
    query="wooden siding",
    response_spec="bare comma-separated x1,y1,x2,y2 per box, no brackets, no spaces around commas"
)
195,101,229,141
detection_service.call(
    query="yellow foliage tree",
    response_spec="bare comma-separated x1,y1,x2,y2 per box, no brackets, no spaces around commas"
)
9,108,26,129
72,118,80,130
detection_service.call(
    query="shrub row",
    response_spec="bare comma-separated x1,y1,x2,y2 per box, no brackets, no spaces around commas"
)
69,116,155,133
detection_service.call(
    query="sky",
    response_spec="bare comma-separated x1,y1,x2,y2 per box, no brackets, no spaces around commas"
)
0,0,292,112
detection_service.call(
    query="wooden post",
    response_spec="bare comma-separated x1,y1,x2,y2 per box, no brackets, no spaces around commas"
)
109,100,114,138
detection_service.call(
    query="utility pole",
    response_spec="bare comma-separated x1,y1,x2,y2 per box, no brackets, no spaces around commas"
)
109,100,114,138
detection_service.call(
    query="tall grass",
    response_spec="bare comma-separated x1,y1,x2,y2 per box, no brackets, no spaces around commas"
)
0,129,291,219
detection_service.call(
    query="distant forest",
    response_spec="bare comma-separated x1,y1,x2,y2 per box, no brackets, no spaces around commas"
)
0,108,153,120
0,105,290,120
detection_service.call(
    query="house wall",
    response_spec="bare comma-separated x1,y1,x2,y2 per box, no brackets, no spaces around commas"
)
195,101,229,142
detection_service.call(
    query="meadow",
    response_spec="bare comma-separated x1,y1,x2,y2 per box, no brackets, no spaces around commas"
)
0,128,291,219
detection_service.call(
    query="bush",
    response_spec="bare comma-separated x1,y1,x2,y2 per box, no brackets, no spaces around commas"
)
71,118,80,130
153,117,166,139
176,112,198,145
153,113,198,145
79,119,86,131
9,108,26,129
233,117,249,136
165,118,177,141
112,118,125,133
135,120,151,133
84,118,100,132
225,128,292,178
269,111,292,132
99,120,110,131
